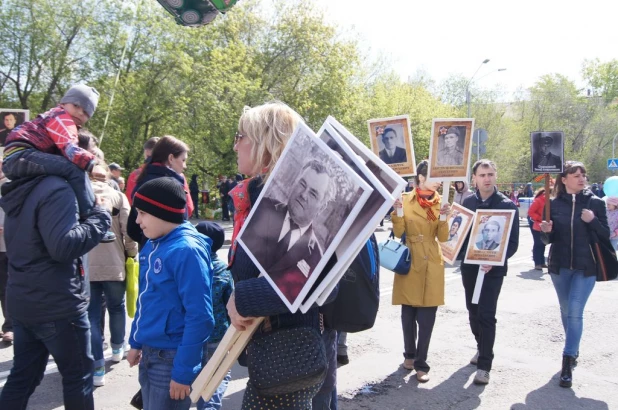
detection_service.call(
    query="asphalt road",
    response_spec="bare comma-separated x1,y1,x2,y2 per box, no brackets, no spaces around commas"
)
1,218,617,409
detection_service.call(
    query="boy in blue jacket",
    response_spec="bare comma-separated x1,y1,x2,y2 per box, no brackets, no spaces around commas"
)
127,177,214,410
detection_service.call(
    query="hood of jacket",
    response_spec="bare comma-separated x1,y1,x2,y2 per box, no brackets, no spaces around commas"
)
0,176,47,217
455,180,470,193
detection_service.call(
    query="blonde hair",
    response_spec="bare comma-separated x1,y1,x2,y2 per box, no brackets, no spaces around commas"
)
238,101,302,181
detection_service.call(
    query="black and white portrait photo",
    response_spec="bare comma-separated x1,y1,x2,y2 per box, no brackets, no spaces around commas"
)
238,123,372,312
464,210,516,266
0,109,29,146
377,125,407,165
439,202,474,265
531,131,564,173
298,122,395,311
427,118,474,180
436,125,465,166
474,218,505,252
368,115,416,177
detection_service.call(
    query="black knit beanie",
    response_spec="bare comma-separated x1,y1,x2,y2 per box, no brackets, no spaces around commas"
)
195,221,224,252
133,177,186,224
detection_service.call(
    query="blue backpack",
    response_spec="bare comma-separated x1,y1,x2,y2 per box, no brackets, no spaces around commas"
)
320,235,380,333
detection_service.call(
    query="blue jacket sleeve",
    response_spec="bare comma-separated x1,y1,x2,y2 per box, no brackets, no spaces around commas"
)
38,184,111,263
171,246,215,385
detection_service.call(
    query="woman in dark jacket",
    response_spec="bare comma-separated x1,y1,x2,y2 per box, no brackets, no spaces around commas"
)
226,102,326,409
127,135,190,248
540,161,609,388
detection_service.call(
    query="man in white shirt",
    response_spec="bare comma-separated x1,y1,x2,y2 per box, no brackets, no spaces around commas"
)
378,128,407,164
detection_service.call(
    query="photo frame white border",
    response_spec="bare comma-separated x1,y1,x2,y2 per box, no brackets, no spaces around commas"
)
439,202,475,265
299,122,395,312
530,131,565,174
236,122,374,313
463,209,516,266
0,109,30,122
367,114,416,177
427,118,474,182
313,116,407,305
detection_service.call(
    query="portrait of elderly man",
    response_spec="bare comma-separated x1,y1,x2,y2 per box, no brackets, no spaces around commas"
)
378,127,407,164
532,134,562,171
475,220,501,251
437,126,464,166
241,159,335,303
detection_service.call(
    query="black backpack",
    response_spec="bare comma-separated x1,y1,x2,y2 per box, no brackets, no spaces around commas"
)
321,234,380,333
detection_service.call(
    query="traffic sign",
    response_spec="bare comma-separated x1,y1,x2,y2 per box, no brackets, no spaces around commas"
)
608,159,618,170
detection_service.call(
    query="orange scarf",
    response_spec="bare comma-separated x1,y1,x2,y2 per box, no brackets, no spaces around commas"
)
228,178,252,266
415,188,440,221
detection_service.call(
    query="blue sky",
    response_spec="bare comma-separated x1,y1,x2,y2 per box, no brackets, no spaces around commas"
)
311,0,617,97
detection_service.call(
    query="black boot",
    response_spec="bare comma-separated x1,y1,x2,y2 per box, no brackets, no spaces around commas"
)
560,355,575,388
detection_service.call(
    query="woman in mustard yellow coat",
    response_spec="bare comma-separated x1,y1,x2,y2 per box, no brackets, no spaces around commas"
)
391,160,450,382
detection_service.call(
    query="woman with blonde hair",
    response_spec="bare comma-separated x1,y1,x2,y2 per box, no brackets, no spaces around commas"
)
226,102,328,409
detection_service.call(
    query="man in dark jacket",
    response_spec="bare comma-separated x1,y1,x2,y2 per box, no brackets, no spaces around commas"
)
0,176,111,409
458,159,519,386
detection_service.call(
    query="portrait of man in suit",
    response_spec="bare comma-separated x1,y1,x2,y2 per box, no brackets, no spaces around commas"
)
532,134,562,172
378,127,407,164
240,159,334,303
475,220,501,251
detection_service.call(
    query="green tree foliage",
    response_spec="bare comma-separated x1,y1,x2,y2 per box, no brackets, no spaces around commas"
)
1,0,615,187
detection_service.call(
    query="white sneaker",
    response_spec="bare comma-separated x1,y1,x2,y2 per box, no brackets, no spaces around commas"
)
470,351,479,365
474,369,490,385
93,367,106,387
111,347,125,362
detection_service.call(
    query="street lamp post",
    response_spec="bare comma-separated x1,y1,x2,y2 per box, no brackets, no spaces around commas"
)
466,59,489,118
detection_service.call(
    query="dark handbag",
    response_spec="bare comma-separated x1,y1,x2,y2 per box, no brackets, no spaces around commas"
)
246,326,327,396
585,198,618,281
378,231,411,275
129,389,143,409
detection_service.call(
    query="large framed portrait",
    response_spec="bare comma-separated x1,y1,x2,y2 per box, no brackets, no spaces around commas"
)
298,121,397,312
367,115,416,177
439,203,475,265
313,116,407,305
427,118,474,181
531,131,564,174
464,209,517,266
0,109,29,146
237,122,373,313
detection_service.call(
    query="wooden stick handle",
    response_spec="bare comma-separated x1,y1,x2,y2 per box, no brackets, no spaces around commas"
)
544,173,550,221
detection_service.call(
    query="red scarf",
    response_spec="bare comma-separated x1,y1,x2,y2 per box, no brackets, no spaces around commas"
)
415,188,440,221
228,178,252,266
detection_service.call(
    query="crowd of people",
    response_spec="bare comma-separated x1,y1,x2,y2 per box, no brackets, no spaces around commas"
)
0,83,613,410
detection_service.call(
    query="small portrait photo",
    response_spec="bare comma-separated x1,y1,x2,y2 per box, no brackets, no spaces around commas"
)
427,118,474,181
531,131,564,174
0,109,29,146
238,123,373,313
367,115,416,177
440,202,474,265
464,209,517,266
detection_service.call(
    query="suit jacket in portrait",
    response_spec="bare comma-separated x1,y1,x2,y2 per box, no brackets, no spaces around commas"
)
533,152,562,171
379,146,407,164
475,239,500,251
240,196,324,304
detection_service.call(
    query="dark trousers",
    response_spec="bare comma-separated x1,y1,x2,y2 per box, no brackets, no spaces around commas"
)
401,305,438,373
461,267,504,372
0,311,94,410
530,228,546,266
313,328,337,410
191,193,199,218
220,196,230,220
3,149,95,217
0,252,12,333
